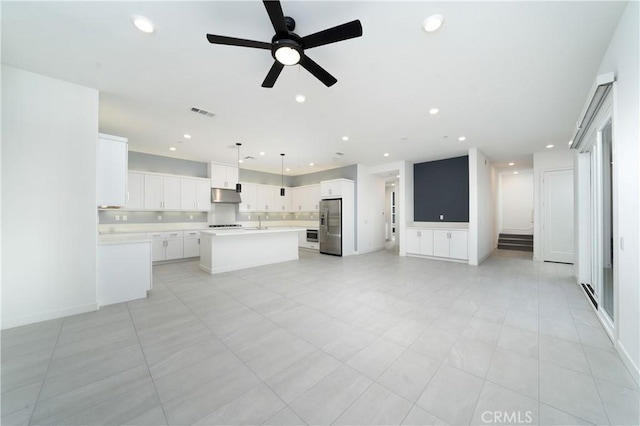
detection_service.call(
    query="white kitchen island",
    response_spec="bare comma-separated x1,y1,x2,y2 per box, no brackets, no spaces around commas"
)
199,227,304,274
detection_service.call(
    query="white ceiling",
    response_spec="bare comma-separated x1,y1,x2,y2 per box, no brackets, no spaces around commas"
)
2,1,626,175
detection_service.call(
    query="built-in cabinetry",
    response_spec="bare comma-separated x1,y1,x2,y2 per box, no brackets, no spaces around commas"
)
433,230,468,260
147,231,184,261
183,230,201,258
180,178,210,211
144,174,181,210
406,227,468,262
238,183,295,213
291,184,321,211
122,171,210,212
209,162,239,189
97,133,128,207
125,172,144,210
298,229,319,250
405,229,434,256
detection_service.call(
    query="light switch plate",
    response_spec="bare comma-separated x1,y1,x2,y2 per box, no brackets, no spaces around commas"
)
439,214,444,220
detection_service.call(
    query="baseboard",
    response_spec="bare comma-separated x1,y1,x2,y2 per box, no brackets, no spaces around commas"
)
1,302,98,330
406,253,468,264
357,247,384,255
615,340,640,388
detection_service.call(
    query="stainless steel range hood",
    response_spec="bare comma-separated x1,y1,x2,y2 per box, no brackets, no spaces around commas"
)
211,188,242,204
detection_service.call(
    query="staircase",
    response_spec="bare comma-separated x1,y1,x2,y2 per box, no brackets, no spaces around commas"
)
498,233,533,252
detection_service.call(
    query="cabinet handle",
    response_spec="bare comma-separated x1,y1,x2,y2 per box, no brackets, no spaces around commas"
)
127,191,130,201
417,231,421,237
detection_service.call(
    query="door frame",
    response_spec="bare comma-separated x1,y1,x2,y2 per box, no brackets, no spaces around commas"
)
577,92,616,339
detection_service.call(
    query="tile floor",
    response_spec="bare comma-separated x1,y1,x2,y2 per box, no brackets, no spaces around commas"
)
2,249,639,425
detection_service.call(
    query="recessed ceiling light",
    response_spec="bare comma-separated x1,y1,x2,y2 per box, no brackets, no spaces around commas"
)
384,153,390,157
183,134,191,139
286,168,291,171
513,171,519,175
546,144,554,149
508,162,515,166
295,94,306,103
423,14,445,32
396,175,400,178
568,140,573,146
169,146,176,151
309,162,314,166
238,159,243,163
259,151,265,156
429,108,439,115
458,136,466,141
392,183,395,186
342,136,349,141
132,15,155,34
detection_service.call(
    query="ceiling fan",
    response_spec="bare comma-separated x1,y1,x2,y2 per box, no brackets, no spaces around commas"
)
206,0,363,88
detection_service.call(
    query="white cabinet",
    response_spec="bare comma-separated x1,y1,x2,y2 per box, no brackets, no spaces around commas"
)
125,172,144,210
320,179,350,198
147,231,184,261
183,231,200,258
406,228,468,261
276,188,291,212
238,183,257,212
210,162,239,189
180,177,211,211
291,185,321,211
433,230,468,260
144,174,181,210
405,228,434,256
256,185,277,211
97,133,128,207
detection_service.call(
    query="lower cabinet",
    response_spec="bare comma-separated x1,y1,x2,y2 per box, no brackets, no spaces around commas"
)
148,231,184,261
183,231,200,258
406,227,468,261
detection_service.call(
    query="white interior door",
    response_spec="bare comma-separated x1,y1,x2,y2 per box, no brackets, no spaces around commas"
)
543,169,574,263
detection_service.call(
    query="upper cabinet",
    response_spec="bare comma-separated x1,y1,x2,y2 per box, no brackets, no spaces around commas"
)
238,183,257,212
125,172,144,210
321,179,349,198
210,162,239,189
256,185,277,211
291,184,320,212
97,133,128,207
181,177,211,211
143,174,180,210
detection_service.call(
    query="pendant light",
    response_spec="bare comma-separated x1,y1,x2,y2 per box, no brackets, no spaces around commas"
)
280,153,286,196
235,143,242,193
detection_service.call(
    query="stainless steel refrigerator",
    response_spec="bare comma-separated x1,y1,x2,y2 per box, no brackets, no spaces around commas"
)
319,199,342,256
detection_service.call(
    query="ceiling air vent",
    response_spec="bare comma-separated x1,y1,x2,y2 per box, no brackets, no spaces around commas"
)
190,107,215,118
336,152,344,156
244,156,255,160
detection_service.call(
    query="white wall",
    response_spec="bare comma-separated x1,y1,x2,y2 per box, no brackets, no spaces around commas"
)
595,1,640,382
499,172,534,234
532,150,575,262
468,149,495,266
356,165,386,254
1,66,99,329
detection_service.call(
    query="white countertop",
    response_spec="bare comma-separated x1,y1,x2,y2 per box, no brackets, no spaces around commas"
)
407,222,469,229
201,227,306,237
99,234,152,245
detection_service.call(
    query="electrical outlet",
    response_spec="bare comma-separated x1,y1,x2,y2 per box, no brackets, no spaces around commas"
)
440,214,444,220
189,215,193,220
157,215,162,220
122,215,127,221
115,215,120,221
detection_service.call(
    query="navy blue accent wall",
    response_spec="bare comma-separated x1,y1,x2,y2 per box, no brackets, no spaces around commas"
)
414,156,469,222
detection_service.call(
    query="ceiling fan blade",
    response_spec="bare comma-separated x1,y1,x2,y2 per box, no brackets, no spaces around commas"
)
301,20,363,49
206,34,271,50
299,55,337,87
263,0,288,34
262,61,285,88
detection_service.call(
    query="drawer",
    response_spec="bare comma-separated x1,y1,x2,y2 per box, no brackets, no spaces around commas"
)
184,230,200,238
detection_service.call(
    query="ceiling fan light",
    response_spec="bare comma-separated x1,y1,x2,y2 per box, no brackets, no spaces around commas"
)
275,46,301,65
